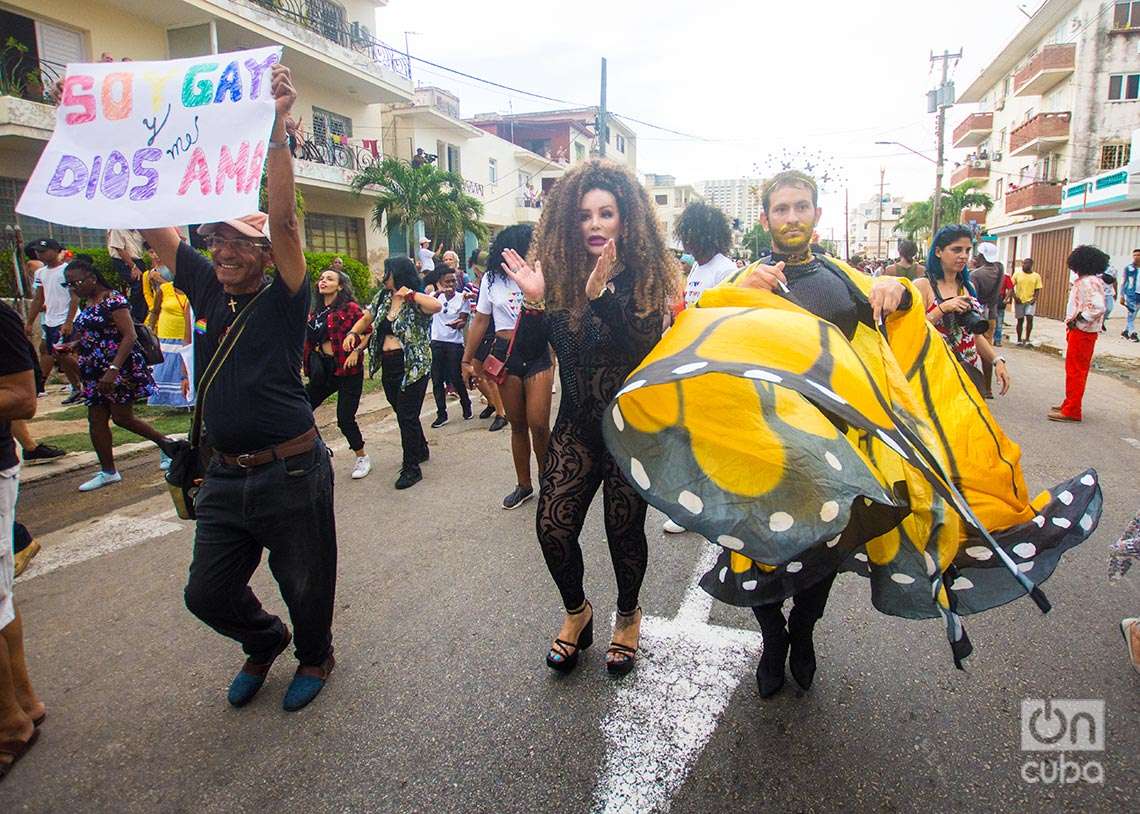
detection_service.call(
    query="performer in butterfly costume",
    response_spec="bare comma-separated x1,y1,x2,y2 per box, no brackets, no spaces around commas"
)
602,171,1102,697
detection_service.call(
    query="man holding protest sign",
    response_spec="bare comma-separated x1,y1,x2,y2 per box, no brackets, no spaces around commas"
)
141,63,338,713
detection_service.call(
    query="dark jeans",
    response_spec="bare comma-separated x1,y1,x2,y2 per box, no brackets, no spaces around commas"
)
306,367,365,451
430,340,471,416
184,438,337,666
752,572,837,636
380,350,429,468
111,256,148,322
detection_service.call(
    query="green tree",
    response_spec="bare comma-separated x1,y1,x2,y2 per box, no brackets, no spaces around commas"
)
898,199,933,240
351,157,488,256
741,223,772,259
940,180,993,225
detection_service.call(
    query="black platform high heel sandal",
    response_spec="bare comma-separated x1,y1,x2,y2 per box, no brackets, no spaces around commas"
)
546,601,594,673
606,607,642,677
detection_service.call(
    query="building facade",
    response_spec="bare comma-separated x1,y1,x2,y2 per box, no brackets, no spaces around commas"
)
847,193,909,259
467,108,637,171
643,173,702,251
699,177,762,234
0,0,413,275
381,86,565,258
953,0,1140,317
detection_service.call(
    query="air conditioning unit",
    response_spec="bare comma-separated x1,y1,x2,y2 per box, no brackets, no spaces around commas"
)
992,151,1003,161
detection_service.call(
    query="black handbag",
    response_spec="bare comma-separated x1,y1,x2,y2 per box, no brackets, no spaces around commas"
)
134,322,165,365
165,284,271,520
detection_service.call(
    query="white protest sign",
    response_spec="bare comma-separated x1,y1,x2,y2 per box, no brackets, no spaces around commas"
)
16,46,282,229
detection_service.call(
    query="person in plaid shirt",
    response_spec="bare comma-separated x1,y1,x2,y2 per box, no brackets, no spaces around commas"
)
305,269,372,479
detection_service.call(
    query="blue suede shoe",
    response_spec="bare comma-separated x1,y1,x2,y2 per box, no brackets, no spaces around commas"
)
227,628,292,708
282,649,335,712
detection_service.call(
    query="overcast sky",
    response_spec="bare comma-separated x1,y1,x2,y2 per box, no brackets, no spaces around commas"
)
374,0,1042,238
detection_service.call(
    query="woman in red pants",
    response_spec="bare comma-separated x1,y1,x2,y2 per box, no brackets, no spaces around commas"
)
1049,245,1109,423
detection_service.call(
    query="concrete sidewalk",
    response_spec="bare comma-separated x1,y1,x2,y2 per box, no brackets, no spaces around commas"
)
18,388,396,485
999,306,1140,372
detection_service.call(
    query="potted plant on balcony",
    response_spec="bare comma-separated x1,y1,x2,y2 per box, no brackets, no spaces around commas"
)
0,37,41,100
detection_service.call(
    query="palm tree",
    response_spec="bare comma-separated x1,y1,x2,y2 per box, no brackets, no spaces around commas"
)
351,157,487,256
897,181,994,241
941,180,993,225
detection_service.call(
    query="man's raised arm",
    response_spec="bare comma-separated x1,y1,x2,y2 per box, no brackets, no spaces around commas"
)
265,64,306,295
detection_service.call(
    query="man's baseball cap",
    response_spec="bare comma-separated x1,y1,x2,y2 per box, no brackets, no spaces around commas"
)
30,238,63,252
978,242,999,263
197,212,271,243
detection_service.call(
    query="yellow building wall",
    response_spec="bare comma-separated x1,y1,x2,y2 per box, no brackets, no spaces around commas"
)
6,0,170,62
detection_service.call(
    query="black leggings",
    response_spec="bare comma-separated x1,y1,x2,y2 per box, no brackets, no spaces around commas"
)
752,572,838,636
430,340,471,415
306,368,365,451
380,350,429,467
535,416,648,614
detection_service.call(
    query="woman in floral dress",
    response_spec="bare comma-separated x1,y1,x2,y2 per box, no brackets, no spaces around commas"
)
58,256,170,492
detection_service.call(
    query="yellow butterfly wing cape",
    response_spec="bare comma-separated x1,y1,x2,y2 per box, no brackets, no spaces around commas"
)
602,256,1101,665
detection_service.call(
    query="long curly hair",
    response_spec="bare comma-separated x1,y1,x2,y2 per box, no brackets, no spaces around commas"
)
535,159,677,324
674,201,732,259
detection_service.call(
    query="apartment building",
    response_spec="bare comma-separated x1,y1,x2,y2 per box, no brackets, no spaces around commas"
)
848,193,909,259
699,177,762,234
952,0,1140,318
0,0,413,275
643,173,702,251
467,107,637,171
381,86,565,259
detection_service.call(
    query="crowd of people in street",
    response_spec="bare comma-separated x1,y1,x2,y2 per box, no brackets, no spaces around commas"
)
1,60,1136,785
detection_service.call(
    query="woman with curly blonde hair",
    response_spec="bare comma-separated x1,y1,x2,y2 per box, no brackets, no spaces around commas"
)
499,159,677,676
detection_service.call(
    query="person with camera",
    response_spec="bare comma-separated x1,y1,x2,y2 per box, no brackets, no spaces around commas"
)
914,225,1009,397
139,64,339,713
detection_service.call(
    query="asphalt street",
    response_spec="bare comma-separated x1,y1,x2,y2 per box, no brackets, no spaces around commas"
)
2,343,1138,813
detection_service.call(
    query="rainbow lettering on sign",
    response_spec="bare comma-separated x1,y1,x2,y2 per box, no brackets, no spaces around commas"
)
43,52,278,204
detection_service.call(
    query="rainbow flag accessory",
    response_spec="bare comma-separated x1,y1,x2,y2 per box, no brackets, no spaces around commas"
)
194,318,207,335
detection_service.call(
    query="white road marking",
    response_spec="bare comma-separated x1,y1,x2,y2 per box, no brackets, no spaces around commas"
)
17,507,186,582
591,544,763,814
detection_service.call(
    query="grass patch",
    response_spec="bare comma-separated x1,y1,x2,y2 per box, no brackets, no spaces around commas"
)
31,403,192,424
36,410,191,453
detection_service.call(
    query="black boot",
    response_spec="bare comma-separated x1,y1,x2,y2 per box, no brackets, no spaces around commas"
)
787,618,817,691
753,606,788,699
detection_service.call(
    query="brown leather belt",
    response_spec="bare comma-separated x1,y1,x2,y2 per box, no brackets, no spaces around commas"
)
218,427,318,469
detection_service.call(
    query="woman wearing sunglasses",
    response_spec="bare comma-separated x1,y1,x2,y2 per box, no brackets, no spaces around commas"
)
57,256,171,491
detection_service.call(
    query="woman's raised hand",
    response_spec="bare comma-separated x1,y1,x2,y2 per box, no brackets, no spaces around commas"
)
500,248,545,302
585,239,617,300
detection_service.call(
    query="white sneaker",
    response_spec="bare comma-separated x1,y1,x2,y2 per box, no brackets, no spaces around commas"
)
663,519,686,534
351,455,372,479
78,470,122,492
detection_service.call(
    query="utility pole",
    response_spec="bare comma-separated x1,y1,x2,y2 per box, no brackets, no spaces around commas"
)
598,57,608,158
876,166,885,261
929,48,961,237
844,186,850,261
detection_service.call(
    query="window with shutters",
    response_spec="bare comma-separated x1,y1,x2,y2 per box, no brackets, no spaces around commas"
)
1108,73,1140,101
1113,1,1139,29
488,158,497,184
1100,142,1132,170
304,212,364,260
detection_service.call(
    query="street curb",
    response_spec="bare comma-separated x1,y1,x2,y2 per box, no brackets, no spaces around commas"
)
19,400,396,486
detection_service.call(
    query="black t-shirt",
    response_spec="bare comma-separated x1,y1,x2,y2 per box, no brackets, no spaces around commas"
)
0,301,36,469
174,242,313,453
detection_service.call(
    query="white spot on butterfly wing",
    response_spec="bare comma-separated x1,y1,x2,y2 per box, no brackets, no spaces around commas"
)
1057,490,1074,506
819,501,839,522
824,452,843,471
786,561,803,573
718,567,728,583
769,512,794,532
805,379,848,404
616,379,647,398
1052,517,1072,529
742,580,758,591
717,535,744,551
1018,561,1034,573
854,552,869,562
1032,515,1045,528
1079,514,1093,532
678,490,704,515
951,576,974,590
965,546,992,561
629,458,650,490
1080,473,1095,487
744,369,782,383
671,361,708,375
890,573,916,585
1012,543,1036,559
611,404,624,432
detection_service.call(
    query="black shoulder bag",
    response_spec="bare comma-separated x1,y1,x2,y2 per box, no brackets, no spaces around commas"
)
165,285,271,519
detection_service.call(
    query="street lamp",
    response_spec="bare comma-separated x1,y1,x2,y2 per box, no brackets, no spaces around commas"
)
874,140,938,164
876,140,943,238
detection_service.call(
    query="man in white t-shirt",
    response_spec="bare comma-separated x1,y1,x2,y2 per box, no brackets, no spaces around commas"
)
676,202,738,308
429,269,473,427
23,239,82,402
417,237,436,273
663,203,738,533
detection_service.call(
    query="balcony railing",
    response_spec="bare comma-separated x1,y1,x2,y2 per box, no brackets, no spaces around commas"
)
1009,112,1071,155
249,0,411,80
0,51,64,104
290,128,381,173
951,160,991,187
1005,180,1063,214
1013,43,1076,97
951,112,993,148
